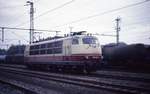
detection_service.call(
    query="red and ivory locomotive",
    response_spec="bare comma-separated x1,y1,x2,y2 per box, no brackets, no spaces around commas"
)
24,31,102,73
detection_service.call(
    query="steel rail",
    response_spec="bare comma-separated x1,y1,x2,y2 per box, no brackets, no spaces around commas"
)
0,66,149,94
0,79,37,94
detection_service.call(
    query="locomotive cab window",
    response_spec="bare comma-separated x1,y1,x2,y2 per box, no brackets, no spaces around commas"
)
54,41,63,47
41,44,46,48
82,37,98,44
72,38,79,45
40,50,46,54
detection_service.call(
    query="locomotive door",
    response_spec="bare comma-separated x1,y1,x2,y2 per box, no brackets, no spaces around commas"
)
64,39,72,56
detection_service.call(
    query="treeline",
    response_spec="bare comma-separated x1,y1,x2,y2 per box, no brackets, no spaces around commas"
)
7,45,25,55
0,49,6,55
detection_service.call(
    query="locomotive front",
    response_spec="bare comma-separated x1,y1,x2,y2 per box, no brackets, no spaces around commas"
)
70,34,102,72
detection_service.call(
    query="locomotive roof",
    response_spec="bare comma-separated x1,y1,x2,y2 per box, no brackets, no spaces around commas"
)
29,34,96,46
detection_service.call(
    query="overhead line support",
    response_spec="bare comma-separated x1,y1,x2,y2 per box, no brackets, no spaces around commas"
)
115,17,121,45
1,27,4,42
26,1,34,44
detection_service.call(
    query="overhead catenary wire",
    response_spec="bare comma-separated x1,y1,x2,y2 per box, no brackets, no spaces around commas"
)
14,0,75,27
2,0,149,45
34,0,75,20
118,18,150,33
53,0,150,28
0,27,60,33
93,16,150,40
10,31,29,43
34,0,41,4
122,17,150,27
8,0,41,27
7,11,28,27
0,26,61,43
0,4,25,10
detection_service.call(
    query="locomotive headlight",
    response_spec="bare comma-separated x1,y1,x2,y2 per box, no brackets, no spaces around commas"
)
85,56,89,59
101,56,103,59
92,56,99,59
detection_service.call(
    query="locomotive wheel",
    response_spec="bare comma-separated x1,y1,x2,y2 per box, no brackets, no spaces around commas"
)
83,69,91,74
26,64,34,69
51,65,57,72
83,65,91,74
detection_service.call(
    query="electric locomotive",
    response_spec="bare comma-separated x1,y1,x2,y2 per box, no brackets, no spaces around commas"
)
24,31,102,73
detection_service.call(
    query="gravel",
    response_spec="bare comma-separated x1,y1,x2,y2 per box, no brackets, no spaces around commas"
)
0,81,26,94
0,71,117,94
97,70,150,79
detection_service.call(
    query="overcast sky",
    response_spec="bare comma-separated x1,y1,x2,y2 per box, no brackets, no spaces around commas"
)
0,0,150,49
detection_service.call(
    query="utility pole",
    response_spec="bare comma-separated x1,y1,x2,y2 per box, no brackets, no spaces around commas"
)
26,1,34,44
1,28,4,42
69,26,73,34
56,31,59,36
18,40,21,45
115,17,121,45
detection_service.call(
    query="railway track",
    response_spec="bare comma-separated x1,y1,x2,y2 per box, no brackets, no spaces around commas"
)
0,78,37,94
92,70,150,83
0,64,150,94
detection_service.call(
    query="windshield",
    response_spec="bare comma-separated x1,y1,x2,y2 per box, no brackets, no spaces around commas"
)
82,37,98,44
72,38,79,45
